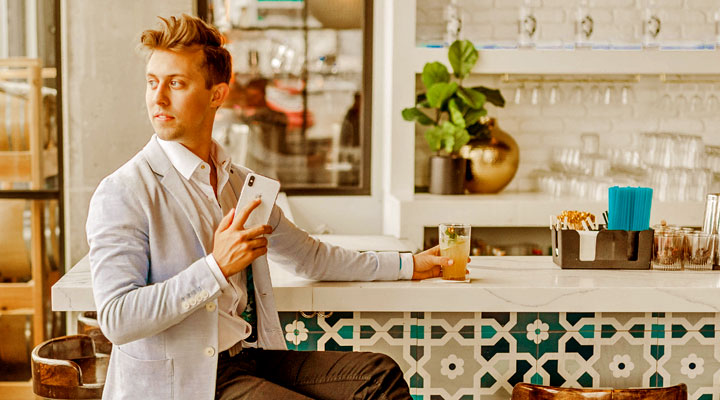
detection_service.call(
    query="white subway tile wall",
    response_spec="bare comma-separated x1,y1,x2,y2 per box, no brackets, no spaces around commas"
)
413,0,720,192
416,0,718,48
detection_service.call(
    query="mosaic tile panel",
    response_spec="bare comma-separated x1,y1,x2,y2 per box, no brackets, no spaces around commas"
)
278,312,719,400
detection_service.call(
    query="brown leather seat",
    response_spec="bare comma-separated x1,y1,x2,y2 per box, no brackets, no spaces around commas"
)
31,334,108,399
511,382,687,400
77,311,113,355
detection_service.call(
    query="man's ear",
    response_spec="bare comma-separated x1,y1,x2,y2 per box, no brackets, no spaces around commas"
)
210,83,230,108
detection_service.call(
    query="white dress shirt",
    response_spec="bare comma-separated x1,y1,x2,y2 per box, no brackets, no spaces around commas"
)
157,138,254,352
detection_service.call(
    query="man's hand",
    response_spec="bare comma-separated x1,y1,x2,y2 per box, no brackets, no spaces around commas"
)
411,245,470,280
212,198,272,278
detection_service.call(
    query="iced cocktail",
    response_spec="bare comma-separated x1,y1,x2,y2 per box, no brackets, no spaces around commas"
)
439,224,471,281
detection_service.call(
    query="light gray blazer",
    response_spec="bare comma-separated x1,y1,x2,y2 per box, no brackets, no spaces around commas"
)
86,135,405,400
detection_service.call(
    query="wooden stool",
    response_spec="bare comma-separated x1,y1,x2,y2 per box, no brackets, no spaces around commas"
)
77,312,112,355
511,383,687,399
31,335,108,399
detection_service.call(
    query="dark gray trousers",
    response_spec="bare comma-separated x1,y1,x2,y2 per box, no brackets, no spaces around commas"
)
215,348,412,400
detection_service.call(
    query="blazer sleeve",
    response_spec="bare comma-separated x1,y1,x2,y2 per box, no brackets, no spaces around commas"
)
86,176,226,345
266,206,413,281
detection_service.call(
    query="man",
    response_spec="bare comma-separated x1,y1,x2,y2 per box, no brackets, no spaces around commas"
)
86,14,455,400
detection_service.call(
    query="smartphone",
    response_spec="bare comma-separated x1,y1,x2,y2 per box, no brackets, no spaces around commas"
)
234,173,281,227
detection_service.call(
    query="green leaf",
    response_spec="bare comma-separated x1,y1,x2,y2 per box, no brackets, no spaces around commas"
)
448,40,478,79
426,82,458,109
424,126,444,152
401,107,435,126
464,108,487,126
448,99,465,128
471,86,506,107
421,62,450,89
439,121,470,153
453,127,470,153
457,87,486,109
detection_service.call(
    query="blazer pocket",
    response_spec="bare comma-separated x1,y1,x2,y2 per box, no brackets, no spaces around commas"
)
114,347,173,399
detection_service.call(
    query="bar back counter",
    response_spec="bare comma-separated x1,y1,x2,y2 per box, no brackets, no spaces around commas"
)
54,254,720,399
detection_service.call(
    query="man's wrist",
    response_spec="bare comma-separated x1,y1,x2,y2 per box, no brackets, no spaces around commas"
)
399,253,415,280
205,254,231,288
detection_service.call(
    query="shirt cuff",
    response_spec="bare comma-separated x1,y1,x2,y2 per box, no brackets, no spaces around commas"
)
205,254,231,290
399,253,414,280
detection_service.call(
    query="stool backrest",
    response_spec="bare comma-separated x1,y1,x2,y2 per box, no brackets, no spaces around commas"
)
31,334,107,399
511,383,688,400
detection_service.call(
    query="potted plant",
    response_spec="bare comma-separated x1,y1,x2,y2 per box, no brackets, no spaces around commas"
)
402,39,506,194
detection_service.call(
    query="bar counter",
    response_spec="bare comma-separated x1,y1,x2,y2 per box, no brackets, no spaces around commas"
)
53,255,720,314
52,253,720,399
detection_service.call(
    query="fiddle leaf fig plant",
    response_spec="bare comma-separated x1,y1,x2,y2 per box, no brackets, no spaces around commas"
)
402,39,505,156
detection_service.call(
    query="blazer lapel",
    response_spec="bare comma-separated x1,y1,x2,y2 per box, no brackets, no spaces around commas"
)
142,135,207,254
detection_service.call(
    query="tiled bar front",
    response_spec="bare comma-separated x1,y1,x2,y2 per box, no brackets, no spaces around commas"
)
278,311,720,400
53,256,720,400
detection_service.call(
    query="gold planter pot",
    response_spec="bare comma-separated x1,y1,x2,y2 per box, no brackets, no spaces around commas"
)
460,119,519,194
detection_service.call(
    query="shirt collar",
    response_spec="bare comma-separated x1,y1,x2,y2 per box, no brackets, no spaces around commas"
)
157,137,232,180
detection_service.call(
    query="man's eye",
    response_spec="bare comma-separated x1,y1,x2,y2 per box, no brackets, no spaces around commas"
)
148,80,157,88
170,80,182,87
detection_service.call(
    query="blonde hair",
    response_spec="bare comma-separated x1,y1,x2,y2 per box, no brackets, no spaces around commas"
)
140,14,231,89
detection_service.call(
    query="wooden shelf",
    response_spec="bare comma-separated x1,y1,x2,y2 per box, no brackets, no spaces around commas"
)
0,380,33,400
0,282,34,310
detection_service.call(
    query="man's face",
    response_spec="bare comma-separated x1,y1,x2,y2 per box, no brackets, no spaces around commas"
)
145,48,217,142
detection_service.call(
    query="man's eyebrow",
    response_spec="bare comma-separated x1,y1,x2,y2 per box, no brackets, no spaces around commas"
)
145,73,189,78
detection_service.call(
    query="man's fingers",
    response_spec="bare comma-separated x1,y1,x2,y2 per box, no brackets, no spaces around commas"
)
241,224,273,240
413,265,442,280
424,245,440,256
217,208,235,232
432,256,453,267
246,237,268,250
432,265,442,277
232,198,262,229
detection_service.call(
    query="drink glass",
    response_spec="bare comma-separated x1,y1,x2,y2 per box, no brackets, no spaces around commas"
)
652,231,684,270
684,232,715,271
439,223,471,281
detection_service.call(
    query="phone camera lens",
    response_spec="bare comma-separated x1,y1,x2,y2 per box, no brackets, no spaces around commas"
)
249,176,255,186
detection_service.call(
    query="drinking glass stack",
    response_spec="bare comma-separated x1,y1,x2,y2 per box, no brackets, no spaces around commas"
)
534,132,716,202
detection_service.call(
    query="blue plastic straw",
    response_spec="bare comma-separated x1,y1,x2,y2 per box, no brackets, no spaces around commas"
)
607,186,653,231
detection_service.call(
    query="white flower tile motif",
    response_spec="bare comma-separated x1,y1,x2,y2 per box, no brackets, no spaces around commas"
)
609,354,635,378
679,353,704,379
526,319,549,344
284,320,309,346
439,354,465,380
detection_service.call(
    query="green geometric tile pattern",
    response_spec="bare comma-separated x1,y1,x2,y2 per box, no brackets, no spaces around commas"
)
278,311,720,400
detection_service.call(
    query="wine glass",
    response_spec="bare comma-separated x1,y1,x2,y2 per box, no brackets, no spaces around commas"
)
569,84,584,105
545,84,563,105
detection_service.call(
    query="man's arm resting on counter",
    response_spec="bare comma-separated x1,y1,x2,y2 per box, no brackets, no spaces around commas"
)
266,206,452,281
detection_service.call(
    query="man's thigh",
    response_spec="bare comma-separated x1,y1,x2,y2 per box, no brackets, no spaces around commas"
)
217,374,313,400
254,349,410,400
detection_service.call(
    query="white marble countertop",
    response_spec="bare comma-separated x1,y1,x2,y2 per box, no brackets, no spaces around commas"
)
53,252,720,313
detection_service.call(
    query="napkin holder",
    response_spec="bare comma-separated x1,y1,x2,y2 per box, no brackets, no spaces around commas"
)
551,227,653,269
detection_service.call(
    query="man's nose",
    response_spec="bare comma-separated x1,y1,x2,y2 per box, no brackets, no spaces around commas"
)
153,84,170,106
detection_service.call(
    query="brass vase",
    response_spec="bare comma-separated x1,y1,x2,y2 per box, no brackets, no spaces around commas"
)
460,119,519,193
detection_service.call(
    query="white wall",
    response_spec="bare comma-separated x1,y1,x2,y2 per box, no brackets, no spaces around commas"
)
62,0,194,267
